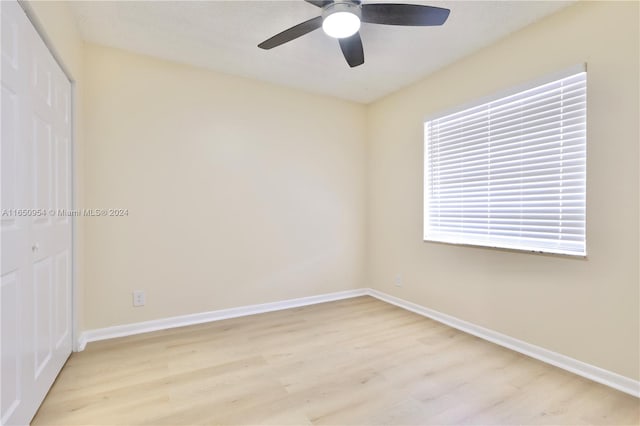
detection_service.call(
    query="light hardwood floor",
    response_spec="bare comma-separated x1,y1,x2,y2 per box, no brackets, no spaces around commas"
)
32,296,639,425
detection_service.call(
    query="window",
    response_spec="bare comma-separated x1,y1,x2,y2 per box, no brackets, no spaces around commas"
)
424,68,586,256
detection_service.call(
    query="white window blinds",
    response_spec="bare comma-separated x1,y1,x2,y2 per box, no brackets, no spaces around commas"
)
424,70,587,256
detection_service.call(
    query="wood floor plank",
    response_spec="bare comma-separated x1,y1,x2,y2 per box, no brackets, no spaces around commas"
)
32,296,639,425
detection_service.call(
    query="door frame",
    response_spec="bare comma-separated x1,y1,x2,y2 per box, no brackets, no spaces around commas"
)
16,0,79,352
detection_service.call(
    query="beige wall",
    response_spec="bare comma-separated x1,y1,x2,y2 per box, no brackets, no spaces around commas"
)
23,1,87,334
82,44,367,329
367,1,639,380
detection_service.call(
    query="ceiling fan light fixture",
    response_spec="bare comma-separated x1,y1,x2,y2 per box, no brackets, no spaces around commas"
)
322,3,361,39
258,0,451,68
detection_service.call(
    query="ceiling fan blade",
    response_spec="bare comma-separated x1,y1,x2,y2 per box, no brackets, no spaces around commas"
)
258,16,323,49
339,32,364,68
361,4,450,26
304,0,333,7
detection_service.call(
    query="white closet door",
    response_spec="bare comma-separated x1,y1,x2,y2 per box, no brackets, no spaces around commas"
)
1,1,72,425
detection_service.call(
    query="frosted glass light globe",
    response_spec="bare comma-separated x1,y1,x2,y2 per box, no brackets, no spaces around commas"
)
322,11,361,38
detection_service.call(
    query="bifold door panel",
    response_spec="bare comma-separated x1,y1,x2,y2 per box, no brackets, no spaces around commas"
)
1,1,72,424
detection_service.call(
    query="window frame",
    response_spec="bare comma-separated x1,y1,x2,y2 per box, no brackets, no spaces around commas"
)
423,64,587,257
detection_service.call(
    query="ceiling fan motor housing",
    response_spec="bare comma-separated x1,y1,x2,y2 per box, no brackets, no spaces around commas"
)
322,1,362,20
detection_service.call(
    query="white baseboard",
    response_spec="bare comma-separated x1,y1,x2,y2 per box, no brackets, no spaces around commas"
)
367,289,640,398
77,288,367,351
76,287,639,398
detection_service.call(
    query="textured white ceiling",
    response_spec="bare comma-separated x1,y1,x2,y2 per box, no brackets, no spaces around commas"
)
69,1,573,103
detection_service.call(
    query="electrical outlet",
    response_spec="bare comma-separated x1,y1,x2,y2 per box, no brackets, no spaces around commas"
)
394,273,403,287
133,290,145,307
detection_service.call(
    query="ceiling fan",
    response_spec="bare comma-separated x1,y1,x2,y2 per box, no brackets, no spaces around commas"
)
258,0,450,68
